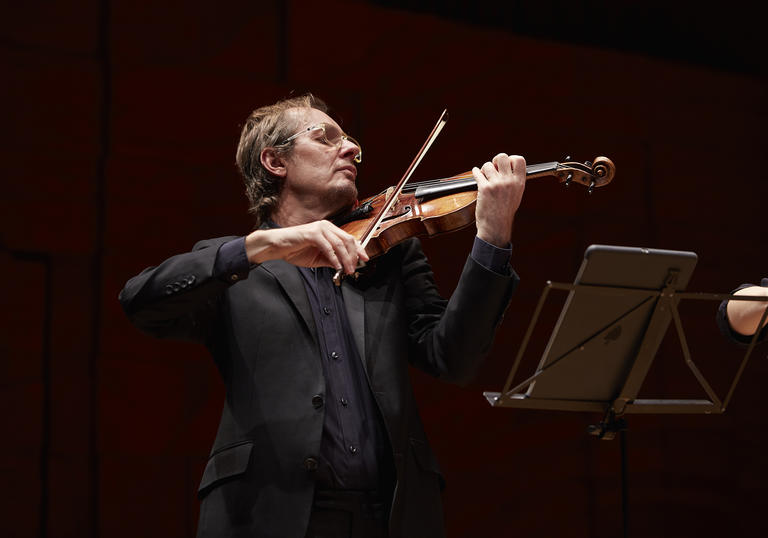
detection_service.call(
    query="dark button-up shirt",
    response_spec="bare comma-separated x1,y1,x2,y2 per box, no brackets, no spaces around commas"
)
298,265,389,489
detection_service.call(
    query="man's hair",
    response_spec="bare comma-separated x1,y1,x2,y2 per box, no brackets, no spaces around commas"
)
235,93,329,227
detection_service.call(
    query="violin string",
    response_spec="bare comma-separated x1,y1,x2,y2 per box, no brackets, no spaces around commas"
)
395,163,559,193
401,173,476,192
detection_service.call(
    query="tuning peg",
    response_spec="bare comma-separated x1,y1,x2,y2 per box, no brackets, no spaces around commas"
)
588,180,596,194
563,155,571,161
564,173,573,186
584,160,593,167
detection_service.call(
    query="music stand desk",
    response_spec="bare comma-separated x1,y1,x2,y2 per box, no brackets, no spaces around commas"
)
485,245,765,427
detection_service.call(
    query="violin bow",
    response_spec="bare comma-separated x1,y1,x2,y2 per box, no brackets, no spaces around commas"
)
333,109,449,286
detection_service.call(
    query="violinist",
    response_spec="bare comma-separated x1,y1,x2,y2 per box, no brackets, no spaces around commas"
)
119,93,526,538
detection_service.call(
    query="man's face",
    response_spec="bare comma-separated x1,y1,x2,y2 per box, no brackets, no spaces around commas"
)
281,107,361,218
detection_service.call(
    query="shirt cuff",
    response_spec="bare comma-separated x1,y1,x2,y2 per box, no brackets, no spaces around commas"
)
471,235,513,276
214,237,251,284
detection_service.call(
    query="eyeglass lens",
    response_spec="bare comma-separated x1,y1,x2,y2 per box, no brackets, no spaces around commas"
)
321,124,362,163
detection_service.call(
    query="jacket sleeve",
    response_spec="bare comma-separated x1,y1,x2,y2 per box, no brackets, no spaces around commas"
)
400,238,519,385
118,236,243,342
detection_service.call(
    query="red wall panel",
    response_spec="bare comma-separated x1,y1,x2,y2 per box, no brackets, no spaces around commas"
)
2,1,766,537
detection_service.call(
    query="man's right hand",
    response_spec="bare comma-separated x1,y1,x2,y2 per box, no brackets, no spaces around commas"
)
244,220,369,275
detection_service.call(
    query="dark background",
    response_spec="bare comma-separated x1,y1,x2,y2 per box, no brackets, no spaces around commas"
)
2,1,767,537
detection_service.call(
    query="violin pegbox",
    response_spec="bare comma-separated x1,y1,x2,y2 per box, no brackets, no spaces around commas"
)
555,156,616,194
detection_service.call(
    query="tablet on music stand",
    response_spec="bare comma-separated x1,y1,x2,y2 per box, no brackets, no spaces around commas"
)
484,244,708,416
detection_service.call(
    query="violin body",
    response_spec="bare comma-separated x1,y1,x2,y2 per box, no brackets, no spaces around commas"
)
340,188,478,258
337,156,616,259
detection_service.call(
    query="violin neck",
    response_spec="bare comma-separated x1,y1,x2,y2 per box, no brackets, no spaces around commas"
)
525,161,560,178
411,161,559,199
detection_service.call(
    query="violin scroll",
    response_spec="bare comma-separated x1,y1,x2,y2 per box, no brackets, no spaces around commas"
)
554,156,615,192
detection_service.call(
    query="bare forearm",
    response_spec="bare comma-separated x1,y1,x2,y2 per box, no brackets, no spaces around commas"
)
726,286,768,335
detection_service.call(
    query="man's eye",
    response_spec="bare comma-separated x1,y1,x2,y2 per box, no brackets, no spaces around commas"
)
322,127,343,145
313,128,332,145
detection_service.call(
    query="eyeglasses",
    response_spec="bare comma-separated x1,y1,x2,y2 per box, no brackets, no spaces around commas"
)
281,122,362,164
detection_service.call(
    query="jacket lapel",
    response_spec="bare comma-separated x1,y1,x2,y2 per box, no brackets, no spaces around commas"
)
260,260,318,344
341,281,366,365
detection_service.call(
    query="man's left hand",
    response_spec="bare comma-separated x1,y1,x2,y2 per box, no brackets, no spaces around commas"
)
472,153,527,247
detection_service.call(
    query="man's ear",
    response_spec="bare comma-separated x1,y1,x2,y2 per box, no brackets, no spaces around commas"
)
260,148,287,177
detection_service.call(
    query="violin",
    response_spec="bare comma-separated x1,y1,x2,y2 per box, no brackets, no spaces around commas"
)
334,156,615,260
330,110,615,285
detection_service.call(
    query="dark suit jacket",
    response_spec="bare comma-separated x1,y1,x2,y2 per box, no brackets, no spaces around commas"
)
119,236,518,538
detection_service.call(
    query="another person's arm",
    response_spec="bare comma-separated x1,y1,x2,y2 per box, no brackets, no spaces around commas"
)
717,278,768,345
726,285,768,336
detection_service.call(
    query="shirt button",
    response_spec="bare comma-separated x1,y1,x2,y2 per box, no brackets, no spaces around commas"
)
311,395,324,409
348,445,357,454
322,306,332,315
340,397,348,407
329,351,340,360
303,457,319,471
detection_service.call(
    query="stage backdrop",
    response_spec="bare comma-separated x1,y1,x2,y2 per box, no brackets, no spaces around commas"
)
2,1,766,537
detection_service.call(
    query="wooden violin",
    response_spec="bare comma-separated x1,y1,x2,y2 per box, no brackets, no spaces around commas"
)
334,156,616,259
330,110,615,285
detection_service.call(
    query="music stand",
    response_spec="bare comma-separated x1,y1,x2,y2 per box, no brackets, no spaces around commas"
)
485,244,766,426
484,244,767,537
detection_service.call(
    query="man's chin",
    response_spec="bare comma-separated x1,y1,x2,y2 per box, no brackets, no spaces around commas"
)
326,184,358,218
325,185,357,221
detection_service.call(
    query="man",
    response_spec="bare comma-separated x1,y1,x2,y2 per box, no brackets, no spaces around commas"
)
717,279,768,345
119,94,526,538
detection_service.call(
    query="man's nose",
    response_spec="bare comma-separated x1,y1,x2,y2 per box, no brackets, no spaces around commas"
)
339,138,357,155
339,138,362,163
